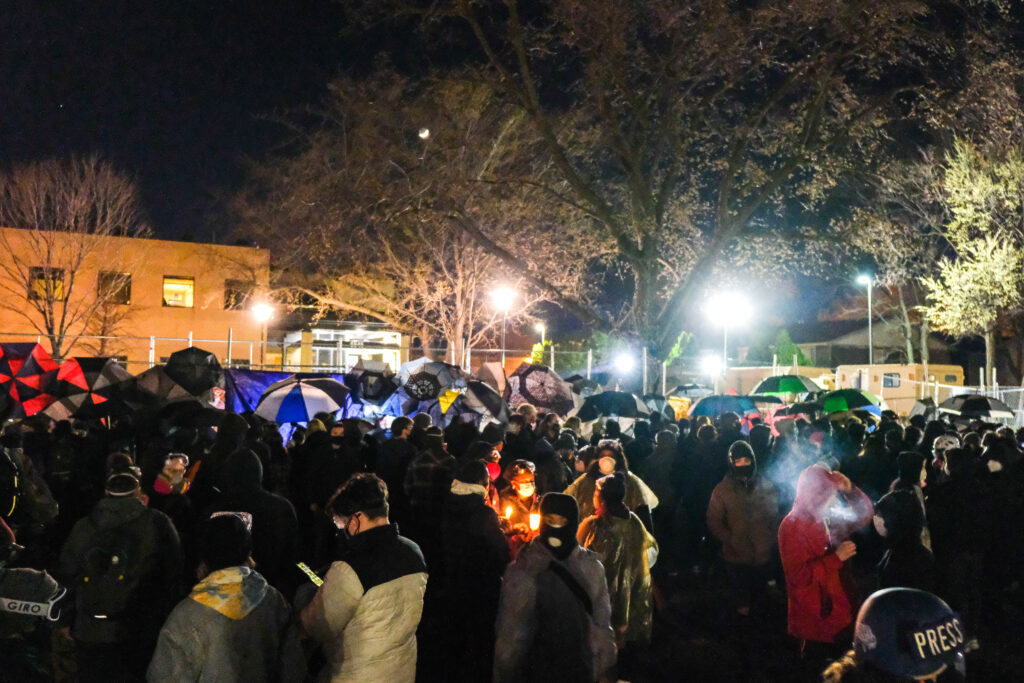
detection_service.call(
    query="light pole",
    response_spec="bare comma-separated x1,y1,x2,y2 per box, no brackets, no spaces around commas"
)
491,287,516,369
705,292,752,383
534,322,546,345
857,274,874,365
251,302,274,369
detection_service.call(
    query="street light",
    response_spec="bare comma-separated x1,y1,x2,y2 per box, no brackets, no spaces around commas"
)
491,287,517,368
418,127,430,140
700,354,722,382
857,274,874,365
534,322,546,345
251,303,274,368
704,292,752,378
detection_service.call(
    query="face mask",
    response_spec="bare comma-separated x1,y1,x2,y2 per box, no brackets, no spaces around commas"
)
732,465,754,479
331,435,346,447
873,515,887,538
517,484,535,499
539,514,576,560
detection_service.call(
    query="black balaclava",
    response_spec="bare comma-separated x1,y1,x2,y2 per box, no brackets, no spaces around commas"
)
728,440,757,480
538,493,580,561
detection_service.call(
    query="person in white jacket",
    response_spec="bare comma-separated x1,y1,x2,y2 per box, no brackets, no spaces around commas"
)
300,473,428,682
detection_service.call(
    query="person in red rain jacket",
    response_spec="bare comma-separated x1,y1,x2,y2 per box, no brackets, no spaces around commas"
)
778,463,873,647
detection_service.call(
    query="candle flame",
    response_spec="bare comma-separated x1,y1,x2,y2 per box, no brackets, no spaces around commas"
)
529,513,540,531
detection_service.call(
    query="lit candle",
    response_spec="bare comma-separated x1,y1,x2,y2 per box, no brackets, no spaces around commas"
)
505,506,513,520
529,513,540,531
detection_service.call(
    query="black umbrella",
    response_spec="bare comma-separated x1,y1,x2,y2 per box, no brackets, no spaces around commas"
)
938,394,1015,420
345,359,398,406
446,381,511,426
571,391,650,422
504,363,576,416
565,374,603,398
165,346,224,397
642,394,676,420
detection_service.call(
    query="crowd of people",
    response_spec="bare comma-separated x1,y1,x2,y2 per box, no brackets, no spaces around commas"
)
0,395,1015,681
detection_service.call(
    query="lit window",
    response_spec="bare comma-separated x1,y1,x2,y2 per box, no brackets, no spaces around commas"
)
98,272,131,305
163,276,194,308
28,266,65,300
224,279,253,310
882,372,901,388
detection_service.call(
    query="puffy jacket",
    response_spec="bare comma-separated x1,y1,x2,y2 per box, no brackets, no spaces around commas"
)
147,566,305,682
706,473,779,566
301,524,427,682
778,465,872,643
494,540,616,683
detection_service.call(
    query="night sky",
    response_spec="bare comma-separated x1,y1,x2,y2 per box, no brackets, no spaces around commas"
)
0,1,354,240
0,2,871,334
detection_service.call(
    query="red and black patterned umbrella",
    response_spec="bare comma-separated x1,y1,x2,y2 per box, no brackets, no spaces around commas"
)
43,357,133,420
0,343,59,418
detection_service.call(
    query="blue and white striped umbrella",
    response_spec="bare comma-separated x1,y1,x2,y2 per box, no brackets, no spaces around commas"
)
255,378,350,423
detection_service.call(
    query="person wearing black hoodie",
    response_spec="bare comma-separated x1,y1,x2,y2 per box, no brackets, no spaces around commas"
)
440,460,510,683
205,448,300,599
872,489,935,593
925,447,988,651
189,413,250,513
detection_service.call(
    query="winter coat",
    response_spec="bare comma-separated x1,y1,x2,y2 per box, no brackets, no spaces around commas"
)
439,482,510,682
493,540,616,683
301,524,427,683
205,450,300,598
58,496,183,644
564,470,659,521
377,437,418,525
778,465,872,643
874,489,935,592
577,511,658,643
147,566,305,682
706,473,780,566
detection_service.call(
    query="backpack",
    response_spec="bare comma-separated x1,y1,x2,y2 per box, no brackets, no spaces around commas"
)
75,517,150,620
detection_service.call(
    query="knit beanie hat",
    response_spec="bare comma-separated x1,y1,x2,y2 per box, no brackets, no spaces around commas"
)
853,588,965,680
200,513,253,572
424,426,445,450
481,423,505,446
105,472,140,497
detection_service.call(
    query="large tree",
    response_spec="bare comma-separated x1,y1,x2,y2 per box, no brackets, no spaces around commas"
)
0,156,150,359
234,73,580,359
921,236,1022,379
372,0,967,357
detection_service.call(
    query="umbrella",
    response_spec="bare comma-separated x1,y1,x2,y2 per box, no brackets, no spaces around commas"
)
164,346,224,397
504,363,576,416
774,400,823,418
255,377,351,423
938,394,1015,420
446,380,510,426
0,342,59,417
126,366,196,407
909,398,937,421
345,359,397,406
571,391,650,422
43,357,132,420
476,362,507,396
643,394,677,420
750,375,820,396
821,389,882,415
668,383,715,400
688,394,759,418
565,374,603,398
397,357,466,401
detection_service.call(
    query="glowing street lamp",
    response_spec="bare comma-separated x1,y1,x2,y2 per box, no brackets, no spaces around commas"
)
491,287,517,367
700,354,722,383
534,322,546,345
857,274,874,365
418,127,430,140
251,302,274,368
704,292,752,376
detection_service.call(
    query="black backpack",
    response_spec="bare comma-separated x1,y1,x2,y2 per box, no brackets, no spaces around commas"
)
75,518,149,620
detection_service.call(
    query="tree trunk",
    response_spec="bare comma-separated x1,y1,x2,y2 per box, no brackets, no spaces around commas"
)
897,286,915,365
918,317,930,367
985,327,995,383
